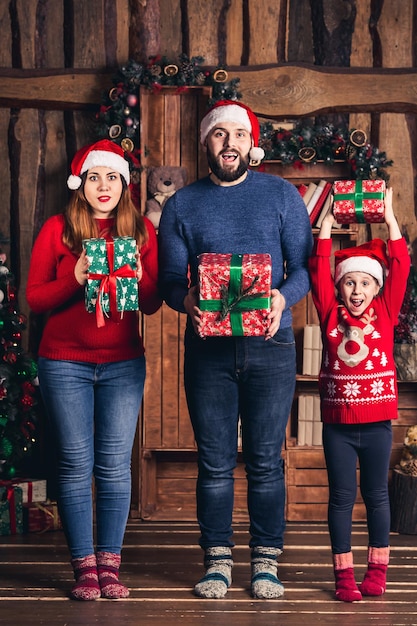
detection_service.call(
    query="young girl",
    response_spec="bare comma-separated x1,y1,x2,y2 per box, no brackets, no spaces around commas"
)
26,139,162,600
308,187,410,602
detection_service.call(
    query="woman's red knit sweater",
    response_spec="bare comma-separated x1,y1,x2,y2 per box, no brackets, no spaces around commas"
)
26,214,161,363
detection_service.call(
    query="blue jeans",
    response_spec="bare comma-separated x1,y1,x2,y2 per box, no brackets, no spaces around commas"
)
184,326,296,550
38,357,145,558
322,421,392,554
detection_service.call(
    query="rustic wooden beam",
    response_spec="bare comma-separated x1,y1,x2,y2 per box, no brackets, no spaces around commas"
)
0,69,113,110
0,65,417,116
226,64,417,118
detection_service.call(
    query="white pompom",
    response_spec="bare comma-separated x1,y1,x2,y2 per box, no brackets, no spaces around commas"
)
67,174,82,190
249,146,265,161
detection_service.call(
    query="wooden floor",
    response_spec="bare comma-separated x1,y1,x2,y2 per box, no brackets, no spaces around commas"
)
1,521,417,626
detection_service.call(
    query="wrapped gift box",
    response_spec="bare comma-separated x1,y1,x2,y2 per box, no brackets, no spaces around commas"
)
0,485,23,535
198,253,272,337
332,179,385,224
9,478,47,504
83,236,138,327
23,500,62,533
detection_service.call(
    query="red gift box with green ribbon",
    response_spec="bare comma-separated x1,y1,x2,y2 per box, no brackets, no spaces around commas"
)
198,253,272,337
332,179,385,224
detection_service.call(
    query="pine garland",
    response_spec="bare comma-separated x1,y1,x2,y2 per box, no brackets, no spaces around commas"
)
96,55,241,165
96,55,393,181
258,122,393,181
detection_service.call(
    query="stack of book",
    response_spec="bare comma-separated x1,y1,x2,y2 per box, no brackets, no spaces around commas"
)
302,324,322,376
297,179,334,228
297,394,322,446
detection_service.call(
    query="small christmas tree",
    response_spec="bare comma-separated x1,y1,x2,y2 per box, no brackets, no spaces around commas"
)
0,250,40,479
394,265,417,344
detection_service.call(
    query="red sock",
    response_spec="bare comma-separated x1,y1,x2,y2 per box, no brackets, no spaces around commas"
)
97,551,130,599
333,552,362,603
71,554,101,601
359,547,389,596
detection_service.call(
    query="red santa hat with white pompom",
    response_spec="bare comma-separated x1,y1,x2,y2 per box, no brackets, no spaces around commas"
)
334,238,389,288
200,100,265,162
67,139,130,190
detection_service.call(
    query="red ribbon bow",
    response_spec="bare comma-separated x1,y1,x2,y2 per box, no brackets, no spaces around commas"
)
88,240,137,328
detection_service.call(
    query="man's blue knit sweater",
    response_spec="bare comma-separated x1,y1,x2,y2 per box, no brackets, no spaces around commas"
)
158,169,313,329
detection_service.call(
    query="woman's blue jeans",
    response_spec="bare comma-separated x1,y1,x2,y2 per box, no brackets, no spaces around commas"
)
37,356,145,558
323,421,392,554
184,326,296,550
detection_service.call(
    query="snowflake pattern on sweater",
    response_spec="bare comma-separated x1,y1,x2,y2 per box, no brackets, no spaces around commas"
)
309,236,410,425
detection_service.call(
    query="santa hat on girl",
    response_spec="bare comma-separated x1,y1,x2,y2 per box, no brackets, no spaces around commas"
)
67,139,130,190
200,100,265,162
334,238,389,288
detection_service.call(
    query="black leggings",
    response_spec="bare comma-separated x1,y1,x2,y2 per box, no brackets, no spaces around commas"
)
322,420,392,554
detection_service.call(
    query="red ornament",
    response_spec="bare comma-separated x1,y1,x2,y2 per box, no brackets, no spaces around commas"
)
20,394,35,410
21,381,35,394
3,351,17,364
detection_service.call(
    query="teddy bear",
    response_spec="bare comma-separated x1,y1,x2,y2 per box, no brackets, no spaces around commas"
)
145,165,188,229
398,425,417,475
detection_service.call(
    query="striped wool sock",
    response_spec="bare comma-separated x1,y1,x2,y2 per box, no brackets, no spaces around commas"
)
70,553,101,601
251,546,284,599
96,551,130,599
194,546,233,598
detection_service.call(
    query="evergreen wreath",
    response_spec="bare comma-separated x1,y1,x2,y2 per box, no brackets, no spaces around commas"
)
96,55,393,182
96,54,241,167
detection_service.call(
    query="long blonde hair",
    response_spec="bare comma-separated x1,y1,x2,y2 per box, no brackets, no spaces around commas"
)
63,175,148,252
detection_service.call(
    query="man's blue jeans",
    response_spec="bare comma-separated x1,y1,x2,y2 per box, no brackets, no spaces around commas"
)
184,326,296,550
323,420,393,554
38,357,145,558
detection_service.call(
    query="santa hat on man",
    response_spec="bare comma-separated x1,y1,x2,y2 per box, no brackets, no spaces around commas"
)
67,139,130,190
200,100,265,162
334,238,389,288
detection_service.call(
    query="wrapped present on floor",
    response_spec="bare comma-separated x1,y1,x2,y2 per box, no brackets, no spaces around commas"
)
332,179,386,224
83,236,138,327
10,478,47,504
0,484,23,535
198,253,272,337
23,500,62,533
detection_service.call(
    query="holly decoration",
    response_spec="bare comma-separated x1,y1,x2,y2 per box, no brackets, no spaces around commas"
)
0,251,40,478
259,122,393,181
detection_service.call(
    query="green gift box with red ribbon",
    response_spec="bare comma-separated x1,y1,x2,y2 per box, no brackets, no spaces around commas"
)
83,236,138,328
198,253,272,337
0,484,23,535
333,179,385,224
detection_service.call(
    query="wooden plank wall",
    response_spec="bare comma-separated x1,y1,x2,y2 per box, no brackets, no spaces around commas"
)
0,0,414,352
1,0,417,517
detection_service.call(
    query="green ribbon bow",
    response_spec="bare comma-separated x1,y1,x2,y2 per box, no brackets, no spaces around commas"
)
333,180,384,223
199,254,271,335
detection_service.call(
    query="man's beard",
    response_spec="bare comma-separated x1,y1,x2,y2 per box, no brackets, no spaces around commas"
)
207,147,250,182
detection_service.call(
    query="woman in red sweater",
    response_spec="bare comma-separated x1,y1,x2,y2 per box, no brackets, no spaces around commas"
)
26,140,161,601
309,188,410,603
